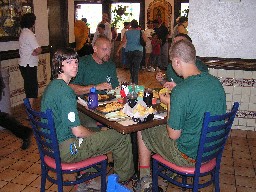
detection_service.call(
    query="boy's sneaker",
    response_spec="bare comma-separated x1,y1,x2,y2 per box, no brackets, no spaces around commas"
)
147,67,151,72
133,176,152,192
76,179,100,192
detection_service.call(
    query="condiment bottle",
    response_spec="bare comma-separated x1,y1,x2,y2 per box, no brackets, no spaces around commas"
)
87,87,98,109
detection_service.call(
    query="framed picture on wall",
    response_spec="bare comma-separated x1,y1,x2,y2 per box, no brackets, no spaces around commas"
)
0,0,33,42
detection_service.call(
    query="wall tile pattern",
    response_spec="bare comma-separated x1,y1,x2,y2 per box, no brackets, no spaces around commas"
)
209,68,256,131
1,53,51,107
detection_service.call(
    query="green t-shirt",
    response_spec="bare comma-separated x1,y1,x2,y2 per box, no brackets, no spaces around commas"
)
41,79,80,143
166,58,209,84
167,72,226,159
71,55,119,90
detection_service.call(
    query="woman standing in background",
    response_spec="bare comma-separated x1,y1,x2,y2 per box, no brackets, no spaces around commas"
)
116,19,147,84
19,13,42,109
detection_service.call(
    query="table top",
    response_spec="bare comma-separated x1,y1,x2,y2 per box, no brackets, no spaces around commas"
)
77,102,167,134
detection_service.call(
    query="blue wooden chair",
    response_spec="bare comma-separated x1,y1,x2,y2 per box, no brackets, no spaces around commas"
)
107,174,132,192
152,102,239,192
23,98,107,192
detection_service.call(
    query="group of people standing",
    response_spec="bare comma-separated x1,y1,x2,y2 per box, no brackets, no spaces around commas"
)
17,11,227,192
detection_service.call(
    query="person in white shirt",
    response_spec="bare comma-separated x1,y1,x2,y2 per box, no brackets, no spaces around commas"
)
91,23,106,46
19,13,42,108
93,13,112,43
120,22,130,68
144,20,155,71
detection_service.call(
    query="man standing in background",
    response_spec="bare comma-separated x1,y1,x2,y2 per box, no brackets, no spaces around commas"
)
153,19,169,70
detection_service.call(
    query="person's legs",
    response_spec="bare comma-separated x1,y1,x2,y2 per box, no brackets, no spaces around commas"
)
19,66,38,109
121,47,128,68
160,42,168,69
129,50,143,84
59,129,134,182
137,131,151,178
125,52,133,83
145,53,151,70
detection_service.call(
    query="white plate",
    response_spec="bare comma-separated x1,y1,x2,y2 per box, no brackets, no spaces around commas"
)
105,111,127,121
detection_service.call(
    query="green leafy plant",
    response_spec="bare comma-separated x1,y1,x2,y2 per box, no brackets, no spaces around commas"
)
111,5,132,28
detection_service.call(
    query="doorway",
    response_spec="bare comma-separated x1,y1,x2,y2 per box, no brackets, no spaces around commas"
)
47,0,69,79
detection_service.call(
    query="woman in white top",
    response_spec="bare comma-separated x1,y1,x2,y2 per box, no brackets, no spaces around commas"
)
19,13,42,108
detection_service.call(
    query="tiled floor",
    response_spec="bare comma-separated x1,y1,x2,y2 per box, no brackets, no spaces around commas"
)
1,68,256,192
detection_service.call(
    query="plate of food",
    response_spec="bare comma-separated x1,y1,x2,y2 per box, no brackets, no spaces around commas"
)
84,94,115,102
105,110,128,121
96,102,124,113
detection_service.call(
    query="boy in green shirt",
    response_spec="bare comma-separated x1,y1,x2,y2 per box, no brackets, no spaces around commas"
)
41,48,134,190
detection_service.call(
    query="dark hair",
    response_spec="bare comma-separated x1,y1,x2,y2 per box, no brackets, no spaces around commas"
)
130,19,139,28
124,22,130,27
82,18,87,23
175,33,192,42
51,48,79,79
178,16,188,24
170,40,196,63
97,23,105,29
20,13,36,29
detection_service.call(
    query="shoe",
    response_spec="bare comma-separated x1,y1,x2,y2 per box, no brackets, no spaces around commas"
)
133,176,152,192
147,67,151,72
21,138,31,150
142,66,146,70
150,67,155,72
76,179,100,192
156,67,161,72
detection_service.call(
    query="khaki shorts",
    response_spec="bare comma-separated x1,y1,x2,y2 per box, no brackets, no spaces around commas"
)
141,125,195,167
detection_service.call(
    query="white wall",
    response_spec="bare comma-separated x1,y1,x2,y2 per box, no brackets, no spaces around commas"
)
189,0,256,59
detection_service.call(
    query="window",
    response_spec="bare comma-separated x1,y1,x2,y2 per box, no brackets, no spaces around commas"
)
111,3,140,33
181,3,189,17
75,4,102,34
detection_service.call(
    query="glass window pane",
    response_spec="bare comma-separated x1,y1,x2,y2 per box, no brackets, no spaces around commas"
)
76,4,102,34
111,3,140,33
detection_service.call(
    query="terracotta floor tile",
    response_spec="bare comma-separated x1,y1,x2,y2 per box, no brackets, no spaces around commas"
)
247,138,256,147
233,158,253,168
13,171,39,186
0,168,22,182
220,164,235,175
22,185,40,192
0,157,17,169
235,175,256,188
236,186,256,192
220,173,236,185
231,129,247,138
234,166,256,177
0,180,8,188
24,163,41,175
220,183,237,192
246,130,256,139
0,182,26,192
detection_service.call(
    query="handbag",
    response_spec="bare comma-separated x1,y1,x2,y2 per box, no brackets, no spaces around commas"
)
140,30,146,46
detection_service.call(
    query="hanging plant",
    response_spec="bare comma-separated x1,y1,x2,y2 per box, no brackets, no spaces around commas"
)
111,5,132,28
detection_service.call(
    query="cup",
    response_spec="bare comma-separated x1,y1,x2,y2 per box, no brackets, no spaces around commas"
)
143,88,153,107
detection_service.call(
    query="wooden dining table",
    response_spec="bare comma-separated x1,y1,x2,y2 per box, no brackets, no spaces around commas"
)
77,101,167,177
